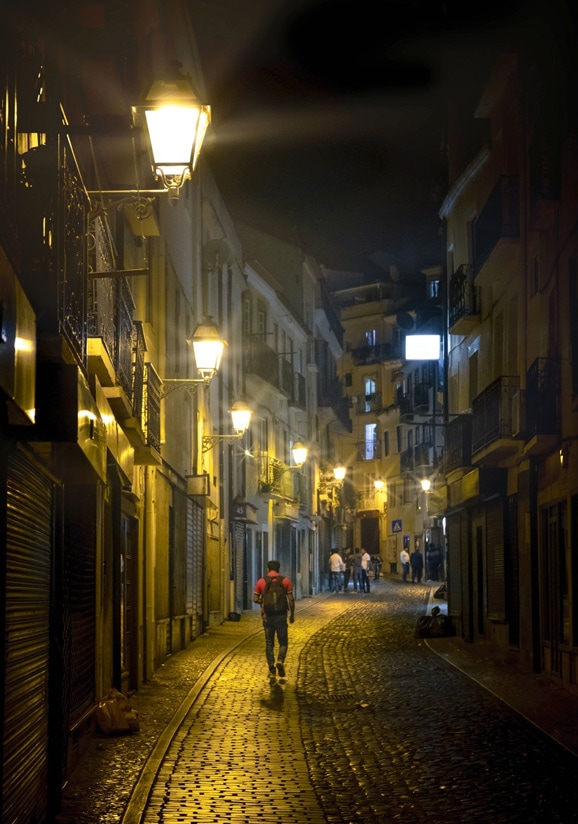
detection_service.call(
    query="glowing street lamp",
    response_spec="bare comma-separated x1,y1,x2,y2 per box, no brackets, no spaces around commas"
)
189,315,226,384
291,441,308,467
135,69,211,202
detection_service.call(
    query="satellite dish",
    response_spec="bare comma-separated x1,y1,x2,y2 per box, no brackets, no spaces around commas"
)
397,312,414,329
203,238,231,269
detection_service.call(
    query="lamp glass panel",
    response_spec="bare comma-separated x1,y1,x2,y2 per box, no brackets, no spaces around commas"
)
145,106,199,171
231,403,252,434
292,442,308,466
333,465,346,481
192,338,224,377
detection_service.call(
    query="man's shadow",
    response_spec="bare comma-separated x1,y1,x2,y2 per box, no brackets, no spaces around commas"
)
260,681,285,712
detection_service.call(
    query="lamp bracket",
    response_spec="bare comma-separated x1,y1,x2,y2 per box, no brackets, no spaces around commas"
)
202,434,243,453
161,378,206,399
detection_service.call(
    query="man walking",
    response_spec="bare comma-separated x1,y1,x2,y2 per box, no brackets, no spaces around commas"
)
253,560,295,678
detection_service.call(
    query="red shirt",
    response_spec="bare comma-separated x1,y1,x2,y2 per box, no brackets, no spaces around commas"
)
254,571,293,613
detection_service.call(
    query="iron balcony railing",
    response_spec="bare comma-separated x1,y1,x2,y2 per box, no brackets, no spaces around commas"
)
443,414,473,473
472,375,520,454
350,341,402,365
449,263,479,328
258,455,297,499
525,357,561,437
355,392,382,415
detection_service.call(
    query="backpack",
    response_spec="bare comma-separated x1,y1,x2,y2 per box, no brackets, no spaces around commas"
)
263,574,288,615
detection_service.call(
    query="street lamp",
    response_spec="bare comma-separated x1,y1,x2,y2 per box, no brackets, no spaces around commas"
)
202,400,252,452
134,69,211,203
374,479,385,490
291,441,308,467
333,465,347,482
162,315,226,396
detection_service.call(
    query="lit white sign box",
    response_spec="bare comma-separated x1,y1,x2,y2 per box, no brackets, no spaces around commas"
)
405,334,440,361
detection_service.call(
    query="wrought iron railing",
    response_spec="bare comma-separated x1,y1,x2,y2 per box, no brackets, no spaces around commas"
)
443,414,472,473
472,376,520,454
525,357,561,437
449,263,479,327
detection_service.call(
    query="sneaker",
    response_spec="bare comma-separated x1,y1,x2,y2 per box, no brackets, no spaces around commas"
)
269,665,276,676
276,661,286,678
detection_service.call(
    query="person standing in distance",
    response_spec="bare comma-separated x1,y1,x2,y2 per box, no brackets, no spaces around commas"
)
360,548,372,593
400,547,410,582
253,560,295,678
328,548,345,592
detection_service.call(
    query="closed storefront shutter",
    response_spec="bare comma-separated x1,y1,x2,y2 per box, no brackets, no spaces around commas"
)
64,485,96,723
3,448,54,823
187,496,204,638
486,497,506,621
446,513,463,615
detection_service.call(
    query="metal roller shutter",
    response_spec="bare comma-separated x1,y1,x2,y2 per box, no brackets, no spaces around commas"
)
187,496,204,638
486,497,506,621
3,448,54,824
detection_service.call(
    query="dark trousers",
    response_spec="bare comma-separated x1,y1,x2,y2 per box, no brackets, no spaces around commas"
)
263,613,288,666
361,569,370,592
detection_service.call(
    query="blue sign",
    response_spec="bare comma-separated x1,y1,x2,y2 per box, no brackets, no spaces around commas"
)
391,519,402,533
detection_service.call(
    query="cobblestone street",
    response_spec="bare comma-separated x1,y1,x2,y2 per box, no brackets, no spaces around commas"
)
59,580,578,823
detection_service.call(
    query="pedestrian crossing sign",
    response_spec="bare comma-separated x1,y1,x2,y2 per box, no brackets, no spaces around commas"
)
391,519,402,533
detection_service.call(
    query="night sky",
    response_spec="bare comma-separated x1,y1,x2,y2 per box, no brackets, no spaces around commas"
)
189,0,576,275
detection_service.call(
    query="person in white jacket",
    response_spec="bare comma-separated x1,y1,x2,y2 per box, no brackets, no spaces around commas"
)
328,550,344,592
400,548,410,582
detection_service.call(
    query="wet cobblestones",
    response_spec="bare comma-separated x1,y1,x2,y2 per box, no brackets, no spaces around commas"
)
58,582,578,823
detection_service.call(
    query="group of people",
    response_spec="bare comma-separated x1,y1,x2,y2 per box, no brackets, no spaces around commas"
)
328,547,382,593
400,543,444,583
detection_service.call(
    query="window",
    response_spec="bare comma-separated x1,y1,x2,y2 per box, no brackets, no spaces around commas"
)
344,372,352,387
364,376,376,411
365,329,376,346
242,296,251,336
383,431,390,456
428,279,440,299
257,301,267,338
365,423,377,460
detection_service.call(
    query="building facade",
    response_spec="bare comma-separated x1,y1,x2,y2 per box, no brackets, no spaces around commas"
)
441,38,578,685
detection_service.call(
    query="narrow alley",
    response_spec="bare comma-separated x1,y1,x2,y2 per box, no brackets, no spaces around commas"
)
59,580,578,824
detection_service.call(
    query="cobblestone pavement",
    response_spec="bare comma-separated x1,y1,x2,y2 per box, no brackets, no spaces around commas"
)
58,581,578,823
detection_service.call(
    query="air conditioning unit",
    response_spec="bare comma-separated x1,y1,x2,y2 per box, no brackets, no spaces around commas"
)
512,389,526,437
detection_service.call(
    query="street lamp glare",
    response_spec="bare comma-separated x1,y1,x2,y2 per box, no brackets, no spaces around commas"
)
292,441,308,466
188,315,226,384
230,400,252,435
136,71,211,201
333,465,346,481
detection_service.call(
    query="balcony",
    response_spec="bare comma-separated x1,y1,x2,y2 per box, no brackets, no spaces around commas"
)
449,264,480,334
258,455,297,500
474,177,520,286
244,340,280,390
358,440,380,461
400,447,414,473
523,357,561,457
471,375,522,463
318,377,351,432
350,342,402,366
355,392,382,415
290,372,307,409
399,383,431,421
443,414,472,475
